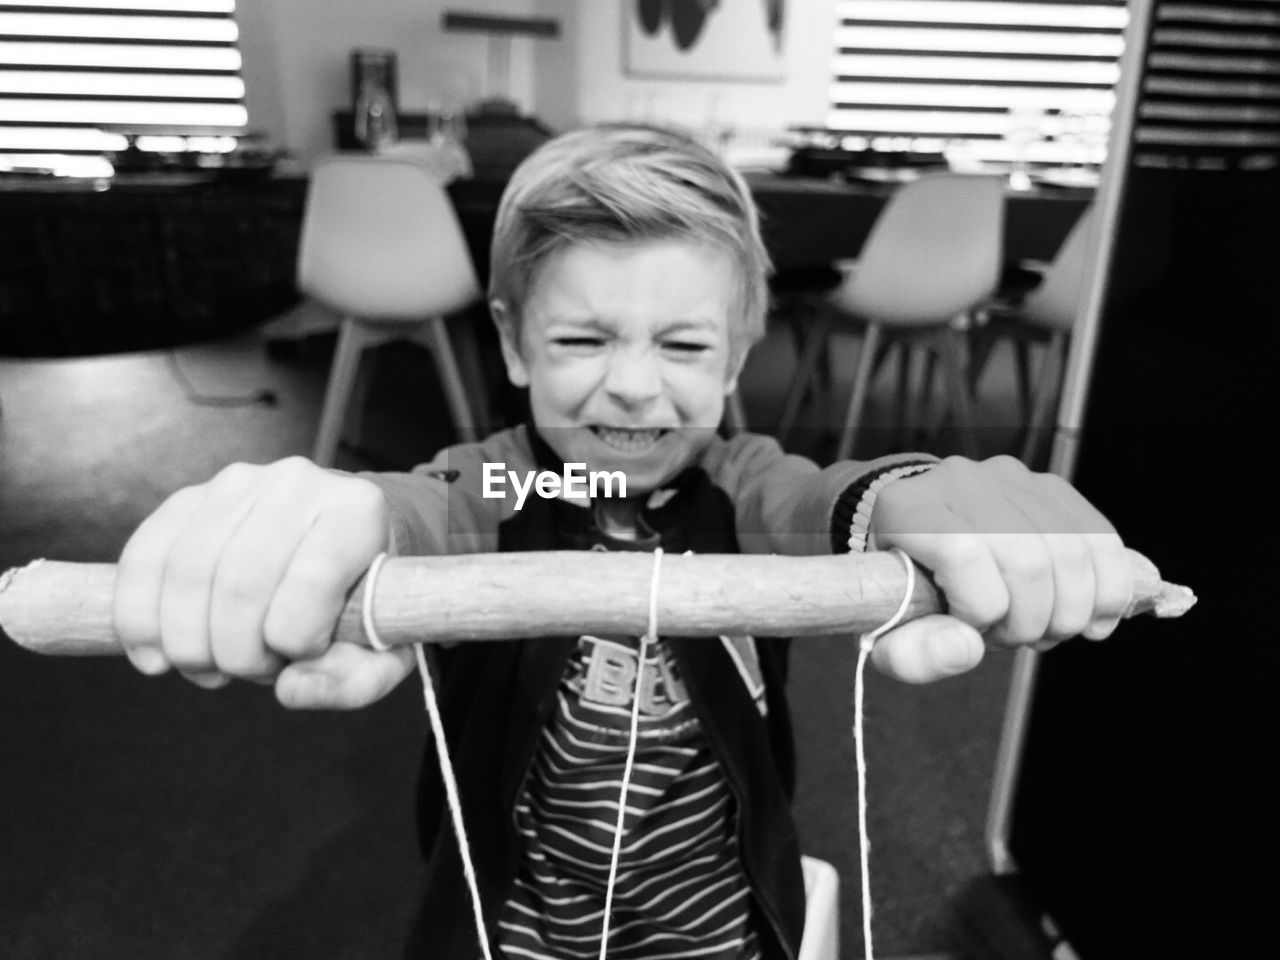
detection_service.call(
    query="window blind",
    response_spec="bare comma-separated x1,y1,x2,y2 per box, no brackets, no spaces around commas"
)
1135,0,1280,171
829,0,1129,165
0,0,248,177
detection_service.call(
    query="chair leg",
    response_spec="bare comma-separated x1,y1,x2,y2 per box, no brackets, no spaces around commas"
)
896,337,916,427
724,390,748,435
780,295,832,407
835,322,882,462
425,316,478,443
967,321,997,396
1014,340,1033,428
781,296,815,381
870,334,894,376
894,339,912,449
776,312,832,444
916,342,938,445
446,307,493,438
341,341,380,451
938,326,980,458
1020,331,1068,466
314,317,380,467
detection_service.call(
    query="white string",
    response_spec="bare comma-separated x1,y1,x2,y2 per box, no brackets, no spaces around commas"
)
361,551,391,652
362,553,495,960
598,546,664,960
414,645,494,960
852,548,916,960
364,546,917,960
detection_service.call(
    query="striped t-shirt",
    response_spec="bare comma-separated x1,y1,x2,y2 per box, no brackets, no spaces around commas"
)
496,633,767,960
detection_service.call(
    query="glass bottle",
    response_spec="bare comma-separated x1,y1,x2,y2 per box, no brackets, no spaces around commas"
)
355,80,398,153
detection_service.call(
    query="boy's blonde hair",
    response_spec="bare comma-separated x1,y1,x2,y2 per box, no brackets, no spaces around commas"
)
489,123,771,362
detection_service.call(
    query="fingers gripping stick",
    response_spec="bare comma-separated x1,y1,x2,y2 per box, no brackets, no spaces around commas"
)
0,550,1196,656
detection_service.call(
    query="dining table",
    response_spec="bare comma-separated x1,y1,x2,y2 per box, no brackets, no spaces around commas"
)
744,171,1091,270
0,165,1091,358
449,170,1092,291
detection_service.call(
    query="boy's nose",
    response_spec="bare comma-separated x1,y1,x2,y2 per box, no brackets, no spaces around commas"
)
603,347,662,409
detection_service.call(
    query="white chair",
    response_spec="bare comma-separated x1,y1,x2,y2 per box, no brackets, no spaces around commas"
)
974,206,1096,465
777,174,1005,460
799,855,840,960
298,155,482,466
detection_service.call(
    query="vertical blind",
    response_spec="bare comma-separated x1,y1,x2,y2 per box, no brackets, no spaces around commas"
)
829,0,1130,165
0,0,248,177
1136,0,1280,171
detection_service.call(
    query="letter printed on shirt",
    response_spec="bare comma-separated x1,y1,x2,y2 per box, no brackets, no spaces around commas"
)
583,638,639,707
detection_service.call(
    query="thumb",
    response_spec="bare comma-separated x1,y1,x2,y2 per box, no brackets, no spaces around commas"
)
868,615,985,683
275,642,416,709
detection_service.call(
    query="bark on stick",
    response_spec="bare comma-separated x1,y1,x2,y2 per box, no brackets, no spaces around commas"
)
0,550,1195,657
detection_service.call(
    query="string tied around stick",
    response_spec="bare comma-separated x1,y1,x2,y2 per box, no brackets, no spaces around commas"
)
363,551,496,960
852,547,916,960
361,547,668,960
362,544,925,960
598,546,664,960
361,551,391,653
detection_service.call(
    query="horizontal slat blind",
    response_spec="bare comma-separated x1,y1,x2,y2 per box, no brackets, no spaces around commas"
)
829,0,1129,164
0,0,247,177
1135,0,1280,171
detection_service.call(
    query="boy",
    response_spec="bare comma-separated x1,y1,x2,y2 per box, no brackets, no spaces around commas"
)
113,124,1131,959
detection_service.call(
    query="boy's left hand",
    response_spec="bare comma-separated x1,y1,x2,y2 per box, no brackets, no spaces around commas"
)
865,455,1133,683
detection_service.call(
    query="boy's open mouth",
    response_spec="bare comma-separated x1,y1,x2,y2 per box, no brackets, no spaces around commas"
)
589,426,668,453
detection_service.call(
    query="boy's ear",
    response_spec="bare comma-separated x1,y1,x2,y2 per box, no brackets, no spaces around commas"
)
490,299,530,388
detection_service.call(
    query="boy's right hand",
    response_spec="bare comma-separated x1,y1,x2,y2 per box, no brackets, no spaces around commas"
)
112,457,415,709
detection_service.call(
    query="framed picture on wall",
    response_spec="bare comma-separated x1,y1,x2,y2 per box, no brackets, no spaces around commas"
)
624,0,786,82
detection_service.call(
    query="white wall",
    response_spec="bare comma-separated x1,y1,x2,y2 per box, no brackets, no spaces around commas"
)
237,0,538,163
236,0,835,163
538,0,837,135
235,0,286,146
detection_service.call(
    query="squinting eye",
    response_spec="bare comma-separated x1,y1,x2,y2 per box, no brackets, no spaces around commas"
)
553,337,604,349
663,340,711,354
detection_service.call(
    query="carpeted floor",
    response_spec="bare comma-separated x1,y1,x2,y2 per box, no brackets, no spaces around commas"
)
0,318,1047,960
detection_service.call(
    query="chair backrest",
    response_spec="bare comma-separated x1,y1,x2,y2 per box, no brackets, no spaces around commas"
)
833,173,1005,327
297,155,480,321
1021,205,1097,332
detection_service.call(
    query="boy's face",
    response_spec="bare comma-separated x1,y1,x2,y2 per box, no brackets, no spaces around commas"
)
496,238,746,495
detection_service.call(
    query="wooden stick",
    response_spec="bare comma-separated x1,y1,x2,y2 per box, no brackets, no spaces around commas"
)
0,549,1195,657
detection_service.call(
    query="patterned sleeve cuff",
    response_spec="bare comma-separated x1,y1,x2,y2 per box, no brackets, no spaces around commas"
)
832,460,937,553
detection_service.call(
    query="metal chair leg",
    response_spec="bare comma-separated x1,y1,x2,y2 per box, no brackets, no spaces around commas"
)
776,312,832,444
1020,330,1068,466
424,316,478,443
939,326,980,458
314,317,381,467
894,340,915,449
835,322,882,462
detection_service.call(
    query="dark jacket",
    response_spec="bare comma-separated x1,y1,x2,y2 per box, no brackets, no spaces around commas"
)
370,425,930,960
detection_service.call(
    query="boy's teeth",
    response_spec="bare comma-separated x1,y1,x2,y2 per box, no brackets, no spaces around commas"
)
595,427,662,451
